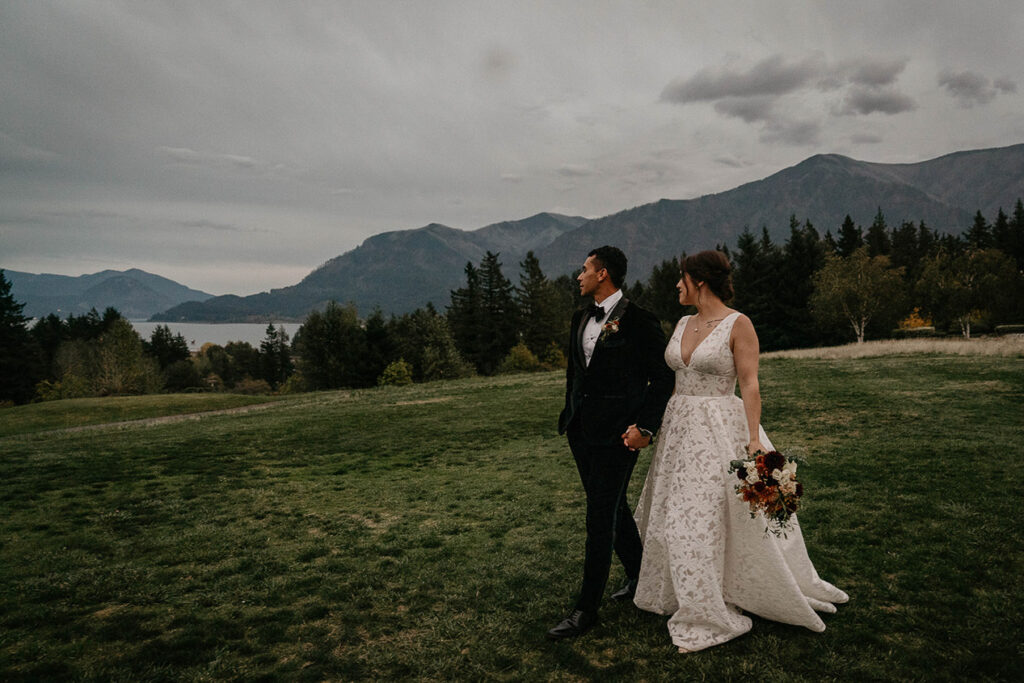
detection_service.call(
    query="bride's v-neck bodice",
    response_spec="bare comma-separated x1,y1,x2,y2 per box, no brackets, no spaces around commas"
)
665,313,740,397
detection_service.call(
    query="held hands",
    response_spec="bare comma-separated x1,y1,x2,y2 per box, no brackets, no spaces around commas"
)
622,424,652,451
746,440,766,457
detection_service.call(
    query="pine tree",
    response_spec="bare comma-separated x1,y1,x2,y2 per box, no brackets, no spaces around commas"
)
965,210,992,249
776,217,828,348
836,215,863,257
143,324,190,370
638,256,684,325
732,228,785,350
889,220,920,281
0,270,40,403
917,220,937,259
293,303,365,389
259,324,293,389
447,261,485,372
865,208,891,256
1008,199,1024,269
477,252,519,375
515,251,564,357
992,208,1011,254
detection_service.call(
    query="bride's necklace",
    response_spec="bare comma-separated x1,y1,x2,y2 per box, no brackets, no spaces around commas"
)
693,315,725,333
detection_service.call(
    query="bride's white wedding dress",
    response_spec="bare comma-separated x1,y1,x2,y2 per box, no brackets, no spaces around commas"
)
633,312,847,652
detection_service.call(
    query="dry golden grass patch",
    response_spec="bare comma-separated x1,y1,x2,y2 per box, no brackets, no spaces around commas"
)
763,335,1024,360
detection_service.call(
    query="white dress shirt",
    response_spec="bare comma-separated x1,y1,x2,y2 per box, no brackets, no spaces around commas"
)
582,288,623,367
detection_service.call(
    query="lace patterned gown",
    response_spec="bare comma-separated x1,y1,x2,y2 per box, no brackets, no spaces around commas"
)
632,312,848,652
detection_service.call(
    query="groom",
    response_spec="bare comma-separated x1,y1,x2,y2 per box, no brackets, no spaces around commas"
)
548,245,675,640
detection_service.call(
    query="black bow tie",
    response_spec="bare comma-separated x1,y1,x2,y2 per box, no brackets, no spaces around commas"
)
587,304,605,320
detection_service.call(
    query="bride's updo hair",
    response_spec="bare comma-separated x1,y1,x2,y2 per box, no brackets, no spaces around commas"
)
681,250,734,302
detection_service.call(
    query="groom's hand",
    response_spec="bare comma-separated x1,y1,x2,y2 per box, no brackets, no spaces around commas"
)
622,424,652,451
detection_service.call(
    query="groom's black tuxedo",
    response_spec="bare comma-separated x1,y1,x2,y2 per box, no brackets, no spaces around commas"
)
557,295,674,614
559,297,675,444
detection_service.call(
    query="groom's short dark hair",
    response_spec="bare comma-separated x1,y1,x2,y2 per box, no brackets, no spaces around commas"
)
588,246,627,289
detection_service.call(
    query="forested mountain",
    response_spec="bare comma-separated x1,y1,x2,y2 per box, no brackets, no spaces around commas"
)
149,142,1024,320
4,268,213,320
537,144,1024,281
155,212,587,321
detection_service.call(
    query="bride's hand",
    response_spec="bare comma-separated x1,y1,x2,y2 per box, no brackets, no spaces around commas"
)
622,424,651,451
746,440,766,457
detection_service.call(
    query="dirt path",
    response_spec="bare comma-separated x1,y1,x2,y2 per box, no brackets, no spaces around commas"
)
13,401,286,439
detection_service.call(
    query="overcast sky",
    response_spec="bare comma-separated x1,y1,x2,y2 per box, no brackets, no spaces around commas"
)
2,1,1022,295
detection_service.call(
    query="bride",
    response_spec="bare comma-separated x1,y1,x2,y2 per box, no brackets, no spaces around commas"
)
624,250,847,652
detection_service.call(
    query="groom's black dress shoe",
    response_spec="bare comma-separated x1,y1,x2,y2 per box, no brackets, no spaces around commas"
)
546,609,599,640
610,579,638,601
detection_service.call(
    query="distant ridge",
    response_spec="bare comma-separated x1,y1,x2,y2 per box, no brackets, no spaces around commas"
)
4,268,213,320
156,143,1024,320
154,212,587,321
537,143,1024,281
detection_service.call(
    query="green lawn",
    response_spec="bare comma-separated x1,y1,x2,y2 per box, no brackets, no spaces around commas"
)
0,393,285,439
1,356,1021,681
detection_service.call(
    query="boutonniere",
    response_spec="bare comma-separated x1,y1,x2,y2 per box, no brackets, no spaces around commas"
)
599,316,621,342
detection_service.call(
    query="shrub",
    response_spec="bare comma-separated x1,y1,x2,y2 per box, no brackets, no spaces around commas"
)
421,345,474,382
898,307,932,330
232,377,273,395
540,341,568,370
995,324,1024,335
34,374,92,401
278,372,309,394
163,359,203,392
378,359,414,386
498,342,544,374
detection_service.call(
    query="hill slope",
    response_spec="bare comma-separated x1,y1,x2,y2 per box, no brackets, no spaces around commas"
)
156,143,1024,321
155,212,586,321
4,268,213,320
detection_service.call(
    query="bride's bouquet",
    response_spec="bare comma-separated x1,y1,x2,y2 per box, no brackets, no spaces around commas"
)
728,450,803,537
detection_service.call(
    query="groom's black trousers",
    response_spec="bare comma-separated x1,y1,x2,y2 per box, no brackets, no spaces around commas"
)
566,421,644,612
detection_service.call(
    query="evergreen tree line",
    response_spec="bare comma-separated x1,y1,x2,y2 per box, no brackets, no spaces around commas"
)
2,199,1022,404
0,284,303,404
716,201,1024,348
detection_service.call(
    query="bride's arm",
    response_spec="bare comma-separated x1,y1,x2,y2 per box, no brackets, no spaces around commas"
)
731,315,766,456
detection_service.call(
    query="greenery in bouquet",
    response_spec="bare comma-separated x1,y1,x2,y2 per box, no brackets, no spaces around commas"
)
728,450,804,537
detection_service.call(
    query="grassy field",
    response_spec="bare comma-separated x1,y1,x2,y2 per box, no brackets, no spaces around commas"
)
1,352,1022,681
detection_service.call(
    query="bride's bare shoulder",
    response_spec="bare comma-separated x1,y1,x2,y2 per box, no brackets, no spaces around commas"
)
728,311,758,340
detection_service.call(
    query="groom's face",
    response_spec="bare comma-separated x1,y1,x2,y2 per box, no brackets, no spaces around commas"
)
578,256,605,298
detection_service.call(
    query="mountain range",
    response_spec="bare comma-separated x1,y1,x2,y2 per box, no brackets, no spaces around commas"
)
157,143,1024,321
9,143,1024,322
4,268,213,320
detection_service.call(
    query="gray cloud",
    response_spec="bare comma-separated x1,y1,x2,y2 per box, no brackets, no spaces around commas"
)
174,219,266,233
841,57,909,87
759,119,821,147
713,156,746,168
661,54,823,103
850,133,884,144
0,132,60,167
839,86,917,115
556,164,594,177
994,77,1018,93
2,3,1021,295
938,69,1006,107
713,96,776,123
156,147,261,171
